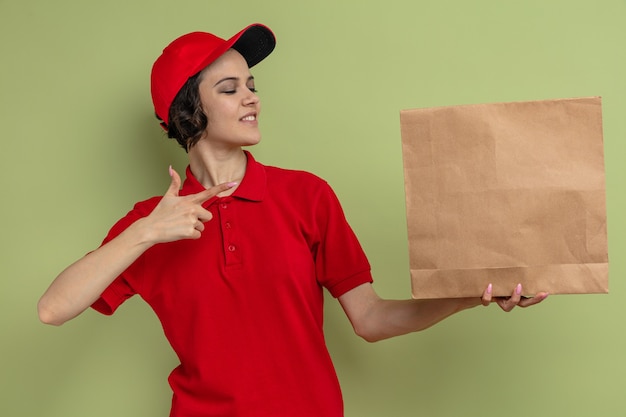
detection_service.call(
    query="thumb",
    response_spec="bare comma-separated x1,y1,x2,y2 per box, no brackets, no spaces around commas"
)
164,165,181,197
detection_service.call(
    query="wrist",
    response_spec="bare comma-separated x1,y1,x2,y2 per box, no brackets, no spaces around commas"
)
123,217,158,250
456,296,483,311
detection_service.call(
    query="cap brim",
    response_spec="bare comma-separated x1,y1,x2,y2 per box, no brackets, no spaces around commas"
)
231,24,276,68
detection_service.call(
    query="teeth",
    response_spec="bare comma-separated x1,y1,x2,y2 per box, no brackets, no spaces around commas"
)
242,115,256,121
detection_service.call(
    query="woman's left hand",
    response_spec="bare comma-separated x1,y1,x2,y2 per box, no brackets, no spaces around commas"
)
481,283,549,312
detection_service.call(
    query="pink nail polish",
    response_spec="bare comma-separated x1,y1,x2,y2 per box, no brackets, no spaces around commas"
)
227,182,238,188
516,283,522,295
487,283,492,294
168,165,173,177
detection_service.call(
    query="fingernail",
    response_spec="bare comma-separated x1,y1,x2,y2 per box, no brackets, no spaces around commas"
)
168,165,173,177
487,283,492,294
516,283,522,295
227,182,238,188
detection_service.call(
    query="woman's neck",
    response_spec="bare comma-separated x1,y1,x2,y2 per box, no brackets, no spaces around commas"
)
188,144,247,191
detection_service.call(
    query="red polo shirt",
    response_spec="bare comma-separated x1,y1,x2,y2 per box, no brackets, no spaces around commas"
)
92,151,373,417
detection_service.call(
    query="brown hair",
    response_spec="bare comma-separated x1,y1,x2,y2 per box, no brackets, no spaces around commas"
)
157,72,207,151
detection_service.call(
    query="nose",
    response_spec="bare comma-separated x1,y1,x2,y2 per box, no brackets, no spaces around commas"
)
243,89,259,106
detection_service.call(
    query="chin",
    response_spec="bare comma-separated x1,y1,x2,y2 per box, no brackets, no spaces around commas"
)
242,137,262,147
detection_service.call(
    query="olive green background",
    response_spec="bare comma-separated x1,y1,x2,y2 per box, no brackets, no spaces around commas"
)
1,1,624,416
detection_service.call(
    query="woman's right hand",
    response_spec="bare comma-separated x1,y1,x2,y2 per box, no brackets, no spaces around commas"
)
138,166,237,244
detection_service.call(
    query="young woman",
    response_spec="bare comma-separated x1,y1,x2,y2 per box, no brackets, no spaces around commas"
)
38,23,548,417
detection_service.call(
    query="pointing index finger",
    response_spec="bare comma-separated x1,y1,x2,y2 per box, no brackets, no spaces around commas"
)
189,181,239,204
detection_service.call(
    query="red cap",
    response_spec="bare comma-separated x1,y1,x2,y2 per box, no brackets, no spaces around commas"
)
151,23,276,127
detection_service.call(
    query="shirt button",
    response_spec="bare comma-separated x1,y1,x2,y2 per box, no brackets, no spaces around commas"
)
220,203,228,209
225,222,232,229
228,244,236,252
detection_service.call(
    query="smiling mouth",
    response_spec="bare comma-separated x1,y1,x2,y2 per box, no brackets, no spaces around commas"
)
241,115,256,121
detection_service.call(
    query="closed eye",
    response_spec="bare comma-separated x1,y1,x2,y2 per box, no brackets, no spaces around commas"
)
221,87,257,95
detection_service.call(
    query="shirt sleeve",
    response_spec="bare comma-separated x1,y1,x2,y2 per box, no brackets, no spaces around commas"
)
313,182,373,298
90,199,156,315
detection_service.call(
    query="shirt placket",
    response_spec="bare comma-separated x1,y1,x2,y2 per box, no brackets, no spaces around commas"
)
217,197,242,266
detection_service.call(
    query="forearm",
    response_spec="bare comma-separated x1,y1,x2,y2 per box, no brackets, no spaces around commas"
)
361,297,481,342
38,218,154,326
339,283,482,343
340,282,547,342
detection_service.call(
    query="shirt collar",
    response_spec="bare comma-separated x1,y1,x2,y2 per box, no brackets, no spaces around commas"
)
180,151,266,205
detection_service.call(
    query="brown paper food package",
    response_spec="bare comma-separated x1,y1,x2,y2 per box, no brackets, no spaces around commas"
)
400,97,608,299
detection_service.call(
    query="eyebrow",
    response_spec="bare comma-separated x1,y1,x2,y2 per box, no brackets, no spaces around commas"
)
213,75,255,88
